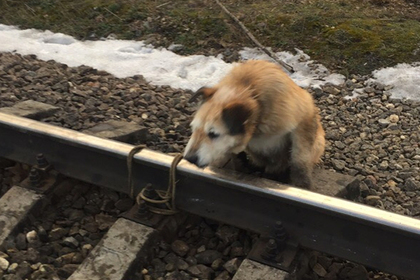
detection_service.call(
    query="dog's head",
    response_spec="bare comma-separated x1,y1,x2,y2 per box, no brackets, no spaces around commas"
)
184,86,257,168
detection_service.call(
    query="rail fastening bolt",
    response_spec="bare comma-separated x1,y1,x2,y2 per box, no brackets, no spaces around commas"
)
29,168,41,188
137,200,152,219
274,221,288,250
36,153,49,169
262,238,278,261
143,183,158,200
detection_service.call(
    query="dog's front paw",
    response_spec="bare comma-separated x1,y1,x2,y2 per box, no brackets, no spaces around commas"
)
290,176,312,189
290,165,313,189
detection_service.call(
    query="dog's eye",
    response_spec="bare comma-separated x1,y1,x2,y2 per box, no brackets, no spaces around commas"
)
208,131,220,139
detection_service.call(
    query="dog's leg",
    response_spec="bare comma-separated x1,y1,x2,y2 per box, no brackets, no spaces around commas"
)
289,117,318,189
262,167,291,184
228,152,249,173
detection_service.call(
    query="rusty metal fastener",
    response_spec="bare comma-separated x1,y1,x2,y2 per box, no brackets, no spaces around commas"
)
262,238,278,261
36,153,49,169
29,168,41,187
143,183,159,200
274,221,288,250
136,200,152,219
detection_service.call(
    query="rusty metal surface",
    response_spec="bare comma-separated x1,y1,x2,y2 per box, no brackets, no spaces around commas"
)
1,112,420,279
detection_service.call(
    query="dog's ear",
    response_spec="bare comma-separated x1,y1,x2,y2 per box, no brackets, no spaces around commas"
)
189,87,216,103
222,102,253,135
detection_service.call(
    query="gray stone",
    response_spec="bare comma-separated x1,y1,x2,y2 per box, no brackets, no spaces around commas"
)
63,236,79,248
3,274,23,280
185,256,197,265
0,257,9,271
165,262,176,272
37,226,48,242
59,252,76,265
195,250,223,265
176,258,189,271
15,233,27,250
163,252,178,264
334,141,346,150
365,195,381,206
81,244,93,258
211,258,224,270
328,262,344,275
0,100,59,119
223,258,241,274
404,178,420,191
378,119,390,126
15,261,32,278
312,262,327,277
68,209,85,221
230,246,244,258
197,245,206,253
317,256,332,270
83,222,98,233
49,227,68,241
72,252,84,264
379,160,389,170
7,262,18,273
26,230,39,244
216,226,239,244
39,264,55,274
215,271,231,280
331,159,346,171
165,270,190,280
187,264,213,279
82,120,148,142
171,240,190,257
57,264,79,278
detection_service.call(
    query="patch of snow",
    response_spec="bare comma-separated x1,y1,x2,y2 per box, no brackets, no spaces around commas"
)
344,88,364,100
239,48,345,88
368,63,420,101
2,24,418,101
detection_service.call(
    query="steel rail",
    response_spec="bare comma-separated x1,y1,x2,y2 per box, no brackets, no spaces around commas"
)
1,112,420,279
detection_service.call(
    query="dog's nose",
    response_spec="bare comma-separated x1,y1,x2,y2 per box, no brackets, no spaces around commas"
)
185,155,199,165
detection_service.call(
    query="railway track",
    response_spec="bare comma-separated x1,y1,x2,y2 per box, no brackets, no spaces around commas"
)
1,110,420,280
1,52,420,280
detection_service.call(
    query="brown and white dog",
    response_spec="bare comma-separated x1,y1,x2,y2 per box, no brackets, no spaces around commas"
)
183,60,325,189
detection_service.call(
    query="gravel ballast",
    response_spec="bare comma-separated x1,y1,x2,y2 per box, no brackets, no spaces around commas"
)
1,52,419,217
0,177,127,280
1,52,419,279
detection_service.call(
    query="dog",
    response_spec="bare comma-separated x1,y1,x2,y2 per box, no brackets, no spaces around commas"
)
183,60,325,189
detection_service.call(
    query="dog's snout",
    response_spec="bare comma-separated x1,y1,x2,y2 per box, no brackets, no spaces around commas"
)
185,154,199,165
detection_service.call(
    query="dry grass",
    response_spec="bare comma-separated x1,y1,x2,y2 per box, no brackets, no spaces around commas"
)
1,0,420,75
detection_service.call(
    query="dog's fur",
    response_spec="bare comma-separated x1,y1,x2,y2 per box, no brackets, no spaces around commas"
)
184,60,325,189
